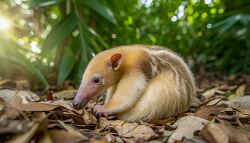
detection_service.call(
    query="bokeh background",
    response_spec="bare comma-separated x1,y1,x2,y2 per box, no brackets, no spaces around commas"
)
0,0,249,88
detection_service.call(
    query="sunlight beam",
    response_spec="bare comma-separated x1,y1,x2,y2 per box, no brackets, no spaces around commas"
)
0,16,11,30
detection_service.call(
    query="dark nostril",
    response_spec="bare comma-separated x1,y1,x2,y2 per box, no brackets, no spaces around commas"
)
72,101,78,109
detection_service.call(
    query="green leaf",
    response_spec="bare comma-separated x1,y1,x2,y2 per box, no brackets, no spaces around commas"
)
213,14,250,35
75,56,86,85
75,25,93,85
80,0,116,24
75,35,93,85
223,92,235,99
58,48,77,84
88,28,109,50
57,37,80,84
214,17,237,34
77,19,93,66
42,13,77,56
28,0,64,8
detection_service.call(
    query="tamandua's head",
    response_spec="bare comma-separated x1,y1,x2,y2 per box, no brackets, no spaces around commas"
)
72,52,124,110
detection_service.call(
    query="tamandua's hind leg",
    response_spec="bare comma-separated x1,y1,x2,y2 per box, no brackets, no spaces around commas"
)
118,72,190,122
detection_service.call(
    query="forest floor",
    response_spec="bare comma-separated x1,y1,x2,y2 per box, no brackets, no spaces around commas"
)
0,74,250,143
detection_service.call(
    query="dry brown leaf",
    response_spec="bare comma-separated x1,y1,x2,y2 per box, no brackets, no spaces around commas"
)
191,97,202,107
200,124,229,143
37,129,54,143
9,96,59,112
0,89,39,103
52,100,73,109
2,75,249,143
236,84,247,96
52,100,84,114
104,133,116,142
115,137,125,143
53,89,77,100
5,115,48,143
99,118,156,140
217,114,235,121
238,109,250,115
168,116,208,143
15,80,29,90
194,105,226,121
57,120,87,140
201,88,218,99
122,138,137,143
1,106,21,119
0,119,31,134
0,79,10,86
179,137,207,143
200,122,250,143
6,122,40,143
32,112,47,121
228,96,250,115
49,130,86,143
219,85,237,91
60,111,85,124
206,98,224,106
236,113,250,124
82,110,97,125
90,139,109,143
215,90,225,95
0,97,5,111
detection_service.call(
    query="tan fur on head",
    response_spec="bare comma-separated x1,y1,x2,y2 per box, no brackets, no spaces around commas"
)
73,45,196,122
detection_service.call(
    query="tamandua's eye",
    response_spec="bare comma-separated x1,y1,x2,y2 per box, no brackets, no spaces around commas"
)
92,76,102,84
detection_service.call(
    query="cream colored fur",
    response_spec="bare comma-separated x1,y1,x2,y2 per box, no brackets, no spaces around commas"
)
119,72,190,121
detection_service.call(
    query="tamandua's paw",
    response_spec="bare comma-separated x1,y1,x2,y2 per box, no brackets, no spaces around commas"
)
93,105,113,117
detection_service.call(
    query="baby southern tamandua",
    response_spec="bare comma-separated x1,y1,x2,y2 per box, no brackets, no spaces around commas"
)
72,45,196,122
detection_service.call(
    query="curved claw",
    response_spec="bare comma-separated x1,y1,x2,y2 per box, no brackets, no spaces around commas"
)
93,105,112,117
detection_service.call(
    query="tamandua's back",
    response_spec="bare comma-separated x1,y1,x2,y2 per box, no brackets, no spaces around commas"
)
117,45,196,121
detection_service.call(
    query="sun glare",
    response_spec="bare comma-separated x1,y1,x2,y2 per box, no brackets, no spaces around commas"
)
0,16,11,30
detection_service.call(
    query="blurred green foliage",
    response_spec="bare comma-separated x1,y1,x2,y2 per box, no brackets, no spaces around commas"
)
0,0,249,88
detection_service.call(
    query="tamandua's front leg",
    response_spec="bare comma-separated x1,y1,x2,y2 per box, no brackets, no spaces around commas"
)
104,84,117,104
93,71,147,116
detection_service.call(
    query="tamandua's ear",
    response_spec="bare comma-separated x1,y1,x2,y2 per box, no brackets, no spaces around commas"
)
109,53,123,71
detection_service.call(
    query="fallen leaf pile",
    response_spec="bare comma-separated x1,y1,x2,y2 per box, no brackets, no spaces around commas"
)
0,75,249,143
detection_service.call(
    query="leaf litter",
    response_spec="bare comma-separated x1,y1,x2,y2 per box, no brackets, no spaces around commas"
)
0,75,250,143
